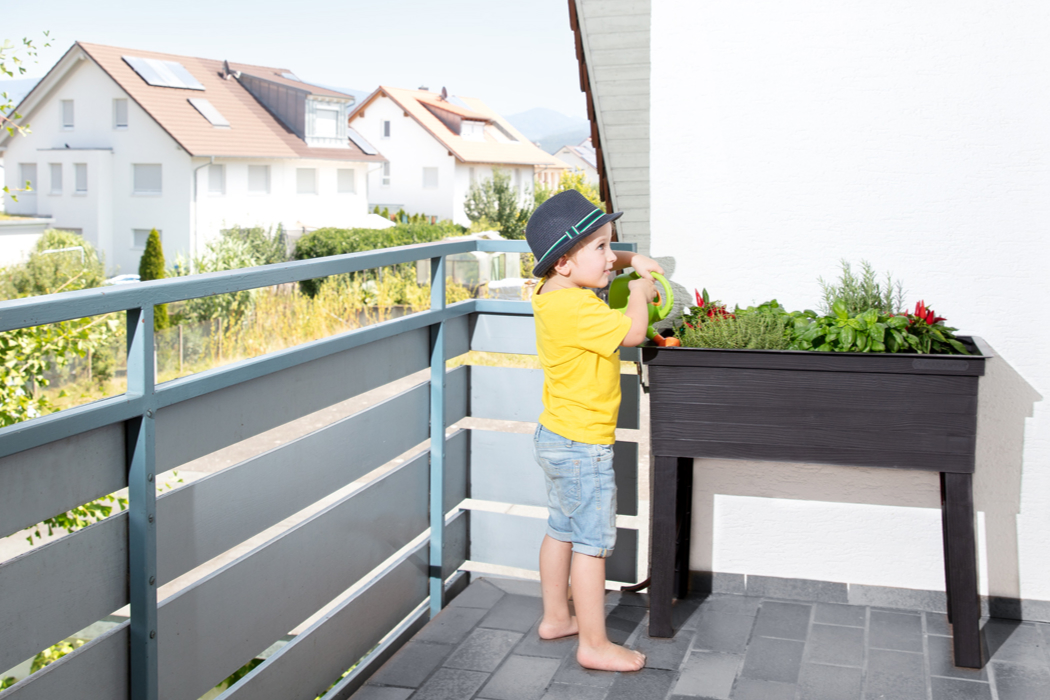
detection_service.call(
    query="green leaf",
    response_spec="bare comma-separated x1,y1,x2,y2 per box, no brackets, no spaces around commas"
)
833,300,848,320
947,338,971,355
841,326,856,348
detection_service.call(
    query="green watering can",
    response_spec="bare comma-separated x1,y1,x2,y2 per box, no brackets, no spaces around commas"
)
608,271,680,346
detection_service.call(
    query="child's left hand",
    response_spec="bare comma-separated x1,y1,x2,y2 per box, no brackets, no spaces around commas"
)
630,254,664,281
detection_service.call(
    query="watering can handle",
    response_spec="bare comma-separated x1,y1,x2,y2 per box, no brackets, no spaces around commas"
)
649,272,674,319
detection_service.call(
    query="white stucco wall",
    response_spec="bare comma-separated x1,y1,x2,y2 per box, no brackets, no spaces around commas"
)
352,97,459,222
651,1,1049,601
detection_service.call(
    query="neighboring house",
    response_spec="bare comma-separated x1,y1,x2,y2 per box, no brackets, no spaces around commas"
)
553,137,599,185
348,86,567,226
0,42,384,275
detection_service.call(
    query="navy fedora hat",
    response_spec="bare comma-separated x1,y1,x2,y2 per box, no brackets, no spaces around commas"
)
526,189,623,277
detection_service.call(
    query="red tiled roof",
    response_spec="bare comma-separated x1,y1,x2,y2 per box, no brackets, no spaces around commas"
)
76,42,383,161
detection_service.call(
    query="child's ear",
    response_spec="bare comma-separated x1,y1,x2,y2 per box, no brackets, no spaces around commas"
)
552,254,572,275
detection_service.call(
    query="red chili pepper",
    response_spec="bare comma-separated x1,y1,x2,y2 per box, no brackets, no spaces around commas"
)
695,289,704,308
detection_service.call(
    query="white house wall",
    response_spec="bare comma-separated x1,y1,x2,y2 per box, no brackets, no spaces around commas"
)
3,56,192,276
651,1,1050,603
193,158,372,248
355,96,457,222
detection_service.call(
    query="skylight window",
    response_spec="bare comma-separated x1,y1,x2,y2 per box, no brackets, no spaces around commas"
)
123,56,205,90
188,98,230,128
281,72,300,81
347,127,378,155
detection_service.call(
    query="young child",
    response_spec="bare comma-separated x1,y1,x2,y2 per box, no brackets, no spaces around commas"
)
525,190,662,672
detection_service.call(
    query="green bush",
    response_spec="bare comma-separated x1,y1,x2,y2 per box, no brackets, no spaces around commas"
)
677,305,792,350
463,169,531,239
818,259,905,316
221,224,289,265
293,221,467,297
1,229,106,298
137,228,169,330
172,236,261,324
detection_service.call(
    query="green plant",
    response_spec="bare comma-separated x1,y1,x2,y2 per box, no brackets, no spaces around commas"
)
818,259,906,316
463,169,531,239
220,224,289,265
29,638,85,674
2,229,107,299
789,300,969,354
137,228,169,330
173,235,261,324
677,307,792,350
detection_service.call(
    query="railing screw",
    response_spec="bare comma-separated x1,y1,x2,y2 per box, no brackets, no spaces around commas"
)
148,514,154,523
146,409,153,418
149,630,156,639
147,473,154,482
149,576,155,585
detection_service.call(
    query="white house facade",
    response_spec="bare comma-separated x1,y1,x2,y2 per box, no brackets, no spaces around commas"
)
0,43,384,276
348,87,567,227
553,137,599,186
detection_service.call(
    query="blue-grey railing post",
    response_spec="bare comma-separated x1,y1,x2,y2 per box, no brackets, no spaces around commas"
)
126,305,158,700
428,255,446,616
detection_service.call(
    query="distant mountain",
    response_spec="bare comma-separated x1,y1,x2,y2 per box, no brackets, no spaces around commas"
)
537,126,592,156
506,108,590,150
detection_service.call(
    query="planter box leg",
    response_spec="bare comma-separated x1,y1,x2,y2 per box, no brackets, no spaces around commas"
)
650,455,678,637
674,457,693,600
941,472,982,668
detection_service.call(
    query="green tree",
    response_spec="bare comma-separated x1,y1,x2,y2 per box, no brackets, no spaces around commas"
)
137,229,169,329
463,169,531,239
2,229,106,298
533,170,603,209
220,224,289,265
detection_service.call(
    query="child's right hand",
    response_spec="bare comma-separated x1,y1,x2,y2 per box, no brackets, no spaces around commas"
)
628,277,657,304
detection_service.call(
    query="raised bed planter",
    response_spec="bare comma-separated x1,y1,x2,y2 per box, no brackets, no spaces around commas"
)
642,337,990,668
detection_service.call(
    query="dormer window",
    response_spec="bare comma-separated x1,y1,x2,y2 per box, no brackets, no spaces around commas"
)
305,98,349,146
314,105,340,138
461,120,486,142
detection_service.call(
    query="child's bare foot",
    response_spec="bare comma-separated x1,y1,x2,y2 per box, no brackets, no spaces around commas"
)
577,641,646,672
538,616,579,640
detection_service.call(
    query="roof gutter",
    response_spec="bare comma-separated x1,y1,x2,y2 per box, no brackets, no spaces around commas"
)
191,157,214,273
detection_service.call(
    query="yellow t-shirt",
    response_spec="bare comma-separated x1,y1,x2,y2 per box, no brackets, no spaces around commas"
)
532,280,633,444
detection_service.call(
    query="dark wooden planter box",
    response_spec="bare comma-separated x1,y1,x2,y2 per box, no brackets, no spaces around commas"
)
642,337,990,668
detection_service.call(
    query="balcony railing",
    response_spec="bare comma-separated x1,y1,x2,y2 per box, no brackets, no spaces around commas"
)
0,239,642,700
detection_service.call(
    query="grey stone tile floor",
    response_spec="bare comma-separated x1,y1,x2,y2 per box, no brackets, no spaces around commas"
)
353,577,1050,700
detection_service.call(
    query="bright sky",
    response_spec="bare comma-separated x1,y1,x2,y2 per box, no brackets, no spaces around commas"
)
1,0,588,119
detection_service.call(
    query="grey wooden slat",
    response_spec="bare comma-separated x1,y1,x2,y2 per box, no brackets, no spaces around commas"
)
579,0,650,19
470,366,639,429
155,453,430,700
601,137,649,153
605,151,649,169
0,514,127,675
599,95,653,112
0,422,125,539
468,511,638,583
612,195,650,209
583,14,647,33
470,429,638,516
587,31,649,50
444,430,469,515
650,366,980,398
219,540,429,700
155,330,429,472
445,310,470,359
653,417,976,456
653,437,974,473
590,48,649,67
650,402,978,436
592,79,650,98
598,110,648,127
644,345,987,376
604,124,649,140
2,620,129,700
469,313,538,355
609,180,650,196
593,64,649,82
156,380,434,585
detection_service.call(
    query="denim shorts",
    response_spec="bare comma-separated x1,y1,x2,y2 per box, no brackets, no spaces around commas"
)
533,424,617,558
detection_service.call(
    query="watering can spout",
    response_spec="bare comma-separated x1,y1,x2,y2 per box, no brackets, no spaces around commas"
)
608,271,680,347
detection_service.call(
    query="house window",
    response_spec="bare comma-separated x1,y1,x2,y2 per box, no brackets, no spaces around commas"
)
382,162,391,187
514,168,521,197
19,163,37,191
74,164,88,194
114,99,128,129
208,164,225,195
315,107,339,138
133,164,162,194
61,100,74,129
297,168,317,194
423,167,438,190
337,168,355,194
132,228,160,250
382,120,391,138
248,165,270,194
50,164,63,195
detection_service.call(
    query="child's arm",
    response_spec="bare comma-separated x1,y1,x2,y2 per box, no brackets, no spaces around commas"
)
612,251,664,281
621,276,656,347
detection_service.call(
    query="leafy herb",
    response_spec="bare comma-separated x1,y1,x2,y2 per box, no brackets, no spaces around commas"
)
818,259,906,316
